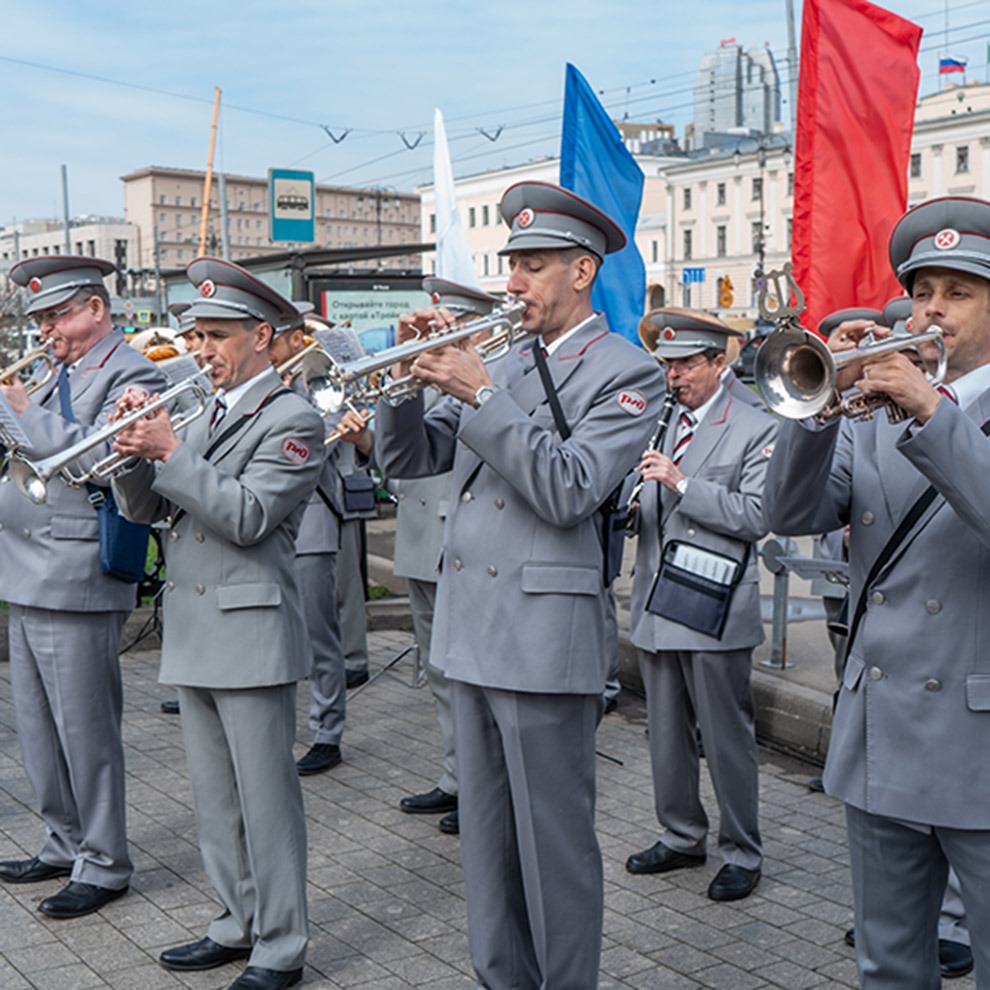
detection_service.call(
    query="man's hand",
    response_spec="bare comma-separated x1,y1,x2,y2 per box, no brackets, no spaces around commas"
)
1,379,31,416
638,450,686,494
336,407,374,456
854,350,941,424
411,342,492,406
112,394,180,463
391,306,457,381
828,319,890,393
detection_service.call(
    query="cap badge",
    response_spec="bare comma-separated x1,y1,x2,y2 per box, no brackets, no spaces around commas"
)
431,292,441,304
517,208,535,229
663,327,676,341
934,228,960,251
200,279,217,297
906,316,913,331
29,277,42,293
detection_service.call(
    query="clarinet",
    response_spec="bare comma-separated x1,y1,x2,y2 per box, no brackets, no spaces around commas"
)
624,390,679,511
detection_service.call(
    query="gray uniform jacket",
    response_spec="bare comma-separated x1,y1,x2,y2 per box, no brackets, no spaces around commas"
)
723,369,766,409
0,329,166,611
764,392,990,828
629,389,777,653
376,315,666,694
295,443,341,555
113,370,325,688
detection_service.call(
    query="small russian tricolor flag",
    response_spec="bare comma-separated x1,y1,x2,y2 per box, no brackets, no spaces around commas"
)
939,56,967,74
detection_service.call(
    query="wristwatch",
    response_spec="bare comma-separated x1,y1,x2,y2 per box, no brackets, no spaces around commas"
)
675,478,689,497
473,384,498,409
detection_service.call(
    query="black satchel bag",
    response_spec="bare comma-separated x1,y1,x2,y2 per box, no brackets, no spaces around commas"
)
646,540,750,640
342,475,376,514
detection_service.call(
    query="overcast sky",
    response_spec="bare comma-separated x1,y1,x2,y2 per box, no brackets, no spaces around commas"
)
1,0,986,225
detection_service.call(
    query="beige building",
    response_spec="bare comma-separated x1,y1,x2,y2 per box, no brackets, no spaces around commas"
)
0,217,138,273
121,166,422,271
420,81,990,329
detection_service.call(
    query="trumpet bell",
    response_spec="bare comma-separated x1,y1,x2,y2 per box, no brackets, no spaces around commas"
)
8,456,49,505
754,329,836,419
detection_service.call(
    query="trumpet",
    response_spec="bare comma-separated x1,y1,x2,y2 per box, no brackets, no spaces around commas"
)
0,348,55,395
304,300,527,417
753,264,947,424
7,366,213,505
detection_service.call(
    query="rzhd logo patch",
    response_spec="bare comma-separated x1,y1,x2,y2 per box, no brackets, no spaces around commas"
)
282,437,310,464
617,389,646,416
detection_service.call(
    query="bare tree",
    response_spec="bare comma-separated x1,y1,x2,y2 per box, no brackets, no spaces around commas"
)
0,276,29,365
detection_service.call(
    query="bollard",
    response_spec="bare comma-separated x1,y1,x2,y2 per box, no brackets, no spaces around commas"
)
760,536,798,669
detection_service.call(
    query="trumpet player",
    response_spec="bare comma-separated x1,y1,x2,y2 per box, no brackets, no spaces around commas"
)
111,259,324,990
624,309,776,904
764,196,990,987
0,257,166,918
376,182,664,990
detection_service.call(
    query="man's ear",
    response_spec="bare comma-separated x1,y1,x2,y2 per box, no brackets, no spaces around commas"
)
572,254,598,293
256,322,274,351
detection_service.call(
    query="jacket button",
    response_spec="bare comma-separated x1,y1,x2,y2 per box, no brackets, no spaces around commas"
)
925,678,941,692
453,559,463,571
195,533,205,543
861,511,875,525
487,565,497,577
494,498,504,510
398,492,405,500
170,531,180,542
461,491,473,503
22,528,30,539
687,528,696,538
871,591,885,605
869,666,883,680
166,581,175,591
419,498,426,506
195,584,205,595
925,599,941,614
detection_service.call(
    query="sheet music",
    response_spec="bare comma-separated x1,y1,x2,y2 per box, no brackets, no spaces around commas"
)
313,328,365,365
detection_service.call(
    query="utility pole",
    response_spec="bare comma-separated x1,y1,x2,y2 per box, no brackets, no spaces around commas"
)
198,87,222,257
218,172,231,260
785,0,799,134
61,165,71,255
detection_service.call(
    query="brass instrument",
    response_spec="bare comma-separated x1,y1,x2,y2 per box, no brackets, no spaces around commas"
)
0,348,55,395
753,264,947,423
7,366,213,505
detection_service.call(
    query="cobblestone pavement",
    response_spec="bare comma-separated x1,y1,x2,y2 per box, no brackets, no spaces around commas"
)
0,631,975,989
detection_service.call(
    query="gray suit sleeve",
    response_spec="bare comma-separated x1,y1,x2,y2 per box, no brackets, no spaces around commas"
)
111,458,171,525
897,398,990,548
678,415,778,543
151,406,325,547
763,417,853,536
376,392,462,479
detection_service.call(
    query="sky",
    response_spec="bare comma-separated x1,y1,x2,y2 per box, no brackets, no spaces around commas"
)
1,0,987,226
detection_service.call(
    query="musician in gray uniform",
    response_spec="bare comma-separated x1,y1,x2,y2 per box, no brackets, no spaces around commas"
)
0,257,165,918
764,196,990,987
625,308,776,902
377,181,665,989
393,277,501,834
112,259,324,990
268,314,347,775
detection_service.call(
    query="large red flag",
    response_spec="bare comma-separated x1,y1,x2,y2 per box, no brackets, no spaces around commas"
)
792,0,922,334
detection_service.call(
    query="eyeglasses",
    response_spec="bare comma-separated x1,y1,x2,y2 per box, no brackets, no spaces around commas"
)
663,354,711,374
34,299,85,329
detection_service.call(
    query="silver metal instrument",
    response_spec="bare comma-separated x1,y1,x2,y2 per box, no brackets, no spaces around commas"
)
753,263,947,423
625,390,679,510
7,366,213,505
0,348,55,396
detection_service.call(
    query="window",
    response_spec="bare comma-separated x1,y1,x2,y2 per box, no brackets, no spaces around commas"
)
956,146,970,173
191,197,198,208
159,195,166,205
176,196,182,206
787,172,794,197
716,182,726,206
683,229,693,260
497,255,504,275
161,249,168,259
176,214,182,226
787,218,793,250
483,253,490,276
683,188,692,210
910,153,922,179
429,213,436,234
651,240,658,263
468,207,476,227
716,225,727,257
482,204,490,226
177,249,184,260
160,213,166,223
752,177,763,201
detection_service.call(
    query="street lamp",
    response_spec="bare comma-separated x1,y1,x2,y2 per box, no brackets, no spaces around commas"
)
755,145,767,280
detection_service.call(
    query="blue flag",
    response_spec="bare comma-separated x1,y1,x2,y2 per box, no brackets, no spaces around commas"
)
560,63,646,344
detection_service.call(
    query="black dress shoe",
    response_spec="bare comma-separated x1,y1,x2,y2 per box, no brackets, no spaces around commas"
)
438,810,459,834
38,881,127,918
295,744,341,776
161,699,180,714
939,939,974,979
625,841,706,875
399,787,457,815
807,776,825,793
160,936,251,971
345,669,369,689
603,696,618,714
707,864,760,901
844,927,855,948
227,965,303,989
0,856,72,884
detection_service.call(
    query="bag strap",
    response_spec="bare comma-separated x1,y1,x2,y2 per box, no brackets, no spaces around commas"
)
846,416,990,651
532,342,571,440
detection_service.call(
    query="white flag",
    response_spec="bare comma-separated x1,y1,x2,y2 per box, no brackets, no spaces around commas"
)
433,108,481,289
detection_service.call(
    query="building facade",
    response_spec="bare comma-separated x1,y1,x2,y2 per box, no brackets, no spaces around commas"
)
121,167,422,272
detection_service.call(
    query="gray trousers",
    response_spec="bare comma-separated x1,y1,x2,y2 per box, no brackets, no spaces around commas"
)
451,681,603,990
639,648,763,870
296,552,345,746
335,519,369,674
178,683,308,971
846,805,990,988
8,604,131,889
603,587,620,703
408,578,456,795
